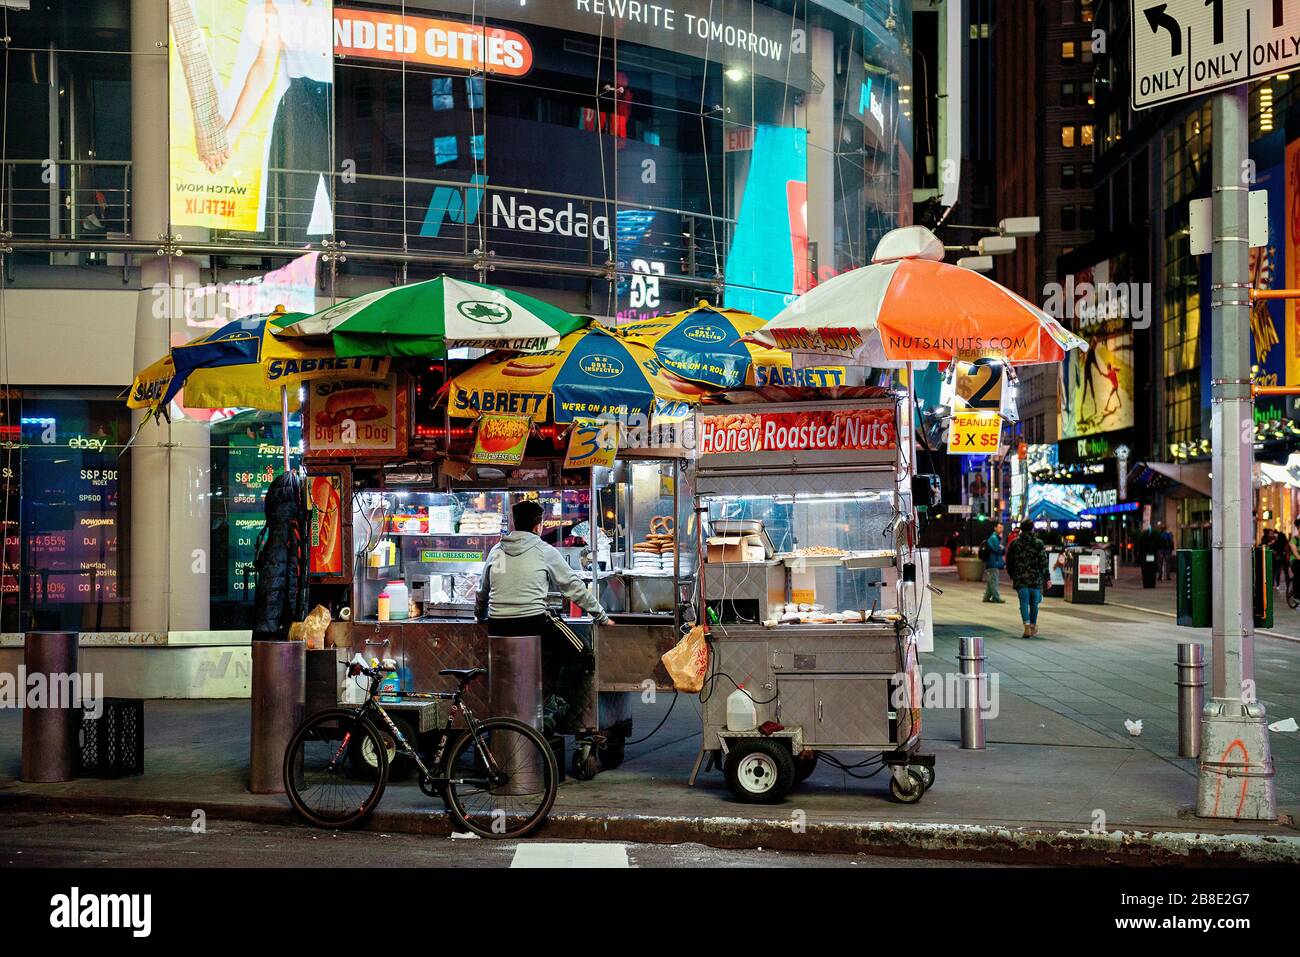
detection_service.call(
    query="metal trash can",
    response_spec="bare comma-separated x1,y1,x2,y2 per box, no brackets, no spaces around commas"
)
1176,549,1212,627
21,632,80,783
489,634,543,797
249,640,305,794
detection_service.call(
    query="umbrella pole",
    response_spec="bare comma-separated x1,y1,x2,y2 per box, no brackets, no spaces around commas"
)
281,385,292,473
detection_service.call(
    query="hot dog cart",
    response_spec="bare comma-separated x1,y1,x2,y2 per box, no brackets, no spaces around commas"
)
690,396,933,804
304,373,691,779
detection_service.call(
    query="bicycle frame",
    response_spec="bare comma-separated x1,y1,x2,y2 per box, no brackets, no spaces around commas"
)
333,674,503,788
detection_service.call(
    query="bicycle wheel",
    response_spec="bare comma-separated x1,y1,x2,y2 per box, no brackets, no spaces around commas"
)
283,709,389,829
443,717,557,839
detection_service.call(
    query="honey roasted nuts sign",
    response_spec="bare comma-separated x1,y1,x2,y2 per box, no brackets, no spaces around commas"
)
307,373,402,455
698,408,896,455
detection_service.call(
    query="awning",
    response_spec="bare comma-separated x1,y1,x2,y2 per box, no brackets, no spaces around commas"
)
1128,461,1212,498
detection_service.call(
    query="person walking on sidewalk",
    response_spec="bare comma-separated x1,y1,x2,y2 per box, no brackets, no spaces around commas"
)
1272,526,1290,592
982,522,1006,603
1156,522,1174,581
1007,520,1049,638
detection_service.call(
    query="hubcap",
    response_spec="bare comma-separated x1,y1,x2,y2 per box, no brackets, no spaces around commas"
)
736,752,778,794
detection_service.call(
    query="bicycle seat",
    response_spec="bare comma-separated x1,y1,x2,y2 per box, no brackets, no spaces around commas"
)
439,667,486,686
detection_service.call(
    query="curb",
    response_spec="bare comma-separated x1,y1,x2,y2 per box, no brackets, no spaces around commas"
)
3,790,1297,866
1103,600,1300,644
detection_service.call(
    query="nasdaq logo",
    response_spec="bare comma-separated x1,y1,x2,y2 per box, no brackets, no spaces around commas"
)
420,173,488,238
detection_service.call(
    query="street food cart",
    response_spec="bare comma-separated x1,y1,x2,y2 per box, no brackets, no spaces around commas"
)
690,396,933,804
303,367,692,779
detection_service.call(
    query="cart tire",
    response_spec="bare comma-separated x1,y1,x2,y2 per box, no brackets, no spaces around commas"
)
724,739,795,804
889,768,925,804
794,753,819,784
597,740,625,770
572,748,600,781
912,764,935,790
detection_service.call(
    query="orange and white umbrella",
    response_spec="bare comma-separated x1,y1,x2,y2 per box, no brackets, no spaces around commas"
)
750,226,1087,367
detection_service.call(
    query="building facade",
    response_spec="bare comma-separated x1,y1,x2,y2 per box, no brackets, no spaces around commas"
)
0,0,914,648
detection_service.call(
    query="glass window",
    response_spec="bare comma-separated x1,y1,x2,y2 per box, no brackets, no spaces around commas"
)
1062,81,1075,106
434,135,459,166
1062,125,1077,148
1062,41,1077,62
1081,124,1095,147
1081,162,1095,188
1080,204,1094,230
1061,205,1077,230
1062,164,1076,190
432,77,455,111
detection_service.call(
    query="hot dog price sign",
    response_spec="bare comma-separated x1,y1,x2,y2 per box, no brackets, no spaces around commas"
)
307,373,404,456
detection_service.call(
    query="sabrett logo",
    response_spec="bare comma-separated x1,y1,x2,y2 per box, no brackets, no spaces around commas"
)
266,357,384,380
455,389,546,416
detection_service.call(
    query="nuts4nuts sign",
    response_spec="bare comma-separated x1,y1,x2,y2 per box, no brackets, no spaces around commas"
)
1131,0,1300,109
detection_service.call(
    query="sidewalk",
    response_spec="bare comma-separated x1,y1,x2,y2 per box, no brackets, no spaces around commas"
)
2,580,1298,864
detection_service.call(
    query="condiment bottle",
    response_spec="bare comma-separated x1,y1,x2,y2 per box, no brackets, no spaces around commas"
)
377,588,391,622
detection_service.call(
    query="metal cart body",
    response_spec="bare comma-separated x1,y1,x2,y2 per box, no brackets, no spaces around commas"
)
692,396,932,804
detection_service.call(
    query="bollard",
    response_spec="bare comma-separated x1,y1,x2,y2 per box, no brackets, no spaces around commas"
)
249,640,305,794
1176,642,1205,758
957,635,987,750
20,632,81,782
489,634,544,795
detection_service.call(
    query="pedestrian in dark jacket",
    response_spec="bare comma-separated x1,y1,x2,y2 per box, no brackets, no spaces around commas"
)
982,522,1006,603
1007,520,1049,638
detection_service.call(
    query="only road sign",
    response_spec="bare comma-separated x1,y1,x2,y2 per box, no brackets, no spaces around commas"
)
1131,0,1300,110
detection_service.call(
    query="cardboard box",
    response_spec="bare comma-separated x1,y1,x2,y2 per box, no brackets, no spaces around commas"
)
706,536,746,563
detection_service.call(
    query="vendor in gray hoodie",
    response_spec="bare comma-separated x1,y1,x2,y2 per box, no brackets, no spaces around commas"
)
476,498,612,637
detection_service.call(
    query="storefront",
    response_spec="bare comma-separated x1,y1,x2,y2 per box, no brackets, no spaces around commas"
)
0,1,914,658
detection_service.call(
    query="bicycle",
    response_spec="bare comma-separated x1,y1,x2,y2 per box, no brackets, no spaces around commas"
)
283,662,558,839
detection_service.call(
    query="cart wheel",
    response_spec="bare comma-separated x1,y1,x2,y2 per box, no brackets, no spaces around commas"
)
889,768,925,804
912,764,935,791
724,739,795,804
597,739,625,771
794,753,819,784
572,746,600,781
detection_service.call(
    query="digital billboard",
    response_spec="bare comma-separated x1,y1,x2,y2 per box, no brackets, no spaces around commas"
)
1059,259,1136,440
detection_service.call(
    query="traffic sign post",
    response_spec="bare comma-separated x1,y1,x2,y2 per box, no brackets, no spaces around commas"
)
1199,86,1277,821
1131,0,1300,110
1131,4,1277,819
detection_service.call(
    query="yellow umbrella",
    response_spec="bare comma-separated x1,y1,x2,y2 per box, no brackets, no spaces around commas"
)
127,311,391,419
612,301,846,390
444,325,703,424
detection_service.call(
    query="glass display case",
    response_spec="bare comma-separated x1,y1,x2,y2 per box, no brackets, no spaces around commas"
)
350,486,598,623
594,458,693,620
701,489,901,626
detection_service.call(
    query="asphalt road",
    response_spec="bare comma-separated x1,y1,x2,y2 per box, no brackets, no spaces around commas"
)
0,812,1006,868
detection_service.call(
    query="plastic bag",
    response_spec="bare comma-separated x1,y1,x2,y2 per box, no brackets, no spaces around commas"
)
287,604,332,649
661,625,709,694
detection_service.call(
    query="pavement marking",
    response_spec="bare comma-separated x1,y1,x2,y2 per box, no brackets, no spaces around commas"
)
510,843,630,868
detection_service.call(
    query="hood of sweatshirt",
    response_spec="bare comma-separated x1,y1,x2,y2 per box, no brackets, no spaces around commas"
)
498,531,546,557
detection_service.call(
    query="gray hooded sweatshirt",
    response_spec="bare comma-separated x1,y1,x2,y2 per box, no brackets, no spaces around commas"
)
477,531,609,622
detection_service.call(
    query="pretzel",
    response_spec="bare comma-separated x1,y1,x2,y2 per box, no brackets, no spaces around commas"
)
650,515,675,535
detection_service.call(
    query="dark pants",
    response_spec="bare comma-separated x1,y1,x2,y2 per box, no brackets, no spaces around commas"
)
271,77,332,245
487,615,591,734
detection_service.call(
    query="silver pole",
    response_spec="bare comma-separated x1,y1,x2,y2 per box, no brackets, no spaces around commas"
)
1197,87,1276,819
1176,643,1205,759
957,635,986,750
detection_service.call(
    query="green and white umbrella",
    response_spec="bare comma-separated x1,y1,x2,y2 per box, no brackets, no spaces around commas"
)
274,276,587,358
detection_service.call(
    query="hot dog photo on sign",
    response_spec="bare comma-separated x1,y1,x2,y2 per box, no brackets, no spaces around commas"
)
308,374,399,453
